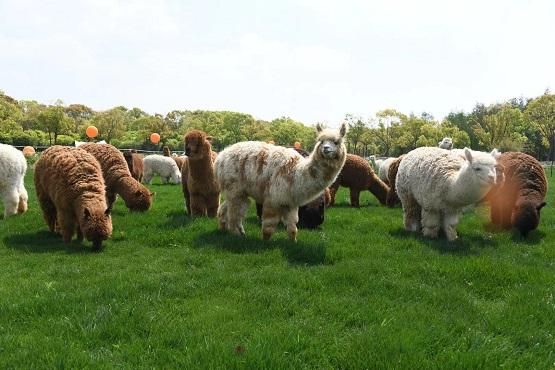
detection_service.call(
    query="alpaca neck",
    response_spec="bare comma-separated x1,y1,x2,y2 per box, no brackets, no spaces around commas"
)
293,150,344,205
447,166,490,206
367,175,389,205
188,154,215,180
114,177,140,201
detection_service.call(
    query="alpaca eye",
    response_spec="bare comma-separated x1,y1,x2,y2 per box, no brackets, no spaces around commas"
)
475,168,481,171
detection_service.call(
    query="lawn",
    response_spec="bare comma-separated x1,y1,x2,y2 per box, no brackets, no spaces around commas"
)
0,170,554,368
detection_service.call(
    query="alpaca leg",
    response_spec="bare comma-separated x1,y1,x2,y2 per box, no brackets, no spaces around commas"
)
2,187,19,218
37,193,57,232
421,208,440,238
349,188,361,208
217,201,228,230
328,181,340,206
75,224,84,243
442,211,460,241
183,183,191,214
190,193,207,217
161,176,168,184
17,181,28,214
206,194,220,218
143,171,152,184
261,204,281,241
401,194,421,232
106,190,117,212
282,207,299,241
57,212,76,243
490,201,503,228
226,195,249,235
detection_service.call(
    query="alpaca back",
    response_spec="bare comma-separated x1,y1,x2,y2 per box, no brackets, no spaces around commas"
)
0,143,27,188
80,144,133,189
496,152,547,201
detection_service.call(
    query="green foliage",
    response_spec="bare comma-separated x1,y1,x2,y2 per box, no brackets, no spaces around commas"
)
525,93,555,158
37,105,73,145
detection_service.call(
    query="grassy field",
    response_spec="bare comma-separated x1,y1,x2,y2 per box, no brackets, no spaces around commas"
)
0,170,554,369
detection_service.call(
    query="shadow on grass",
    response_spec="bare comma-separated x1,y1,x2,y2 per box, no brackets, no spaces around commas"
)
389,228,499,255
194,229,328,265
162,210,194,229
511,229,546,245
3,231,96,254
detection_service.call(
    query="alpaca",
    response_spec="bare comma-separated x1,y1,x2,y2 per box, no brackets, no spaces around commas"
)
34,146,112,250
215,123,347,241
181,130,219,217
123,150,144,182
143,155,182,184
386,155,405,208
438,137,453,150
329,154,390,207
378,157,397,185
396,147,500,241
162,145,186,171
0,143,28,218
487,152,547,236
255,148,332,229
80,143,153,212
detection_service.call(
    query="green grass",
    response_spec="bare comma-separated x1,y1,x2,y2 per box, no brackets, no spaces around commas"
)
1,171,554,369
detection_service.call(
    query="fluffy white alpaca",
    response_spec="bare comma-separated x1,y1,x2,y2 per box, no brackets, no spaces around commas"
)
143,154,182,184
396,146,500,241
378,157,397,184
0,144,29,218
215,123,347,241
438,137,453,150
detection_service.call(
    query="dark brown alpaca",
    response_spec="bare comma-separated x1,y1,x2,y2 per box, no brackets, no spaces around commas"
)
487,152,547,236
124,150,144,182
163,146,185,171
182,130,219,217
386,155,404,208
34,146,112,251
329,154,390,207
81,144,153,212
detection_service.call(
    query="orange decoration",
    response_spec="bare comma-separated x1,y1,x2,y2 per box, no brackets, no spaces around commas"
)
86,125,99,138
23,146,35,157
150,132,161,144
293,141,301,149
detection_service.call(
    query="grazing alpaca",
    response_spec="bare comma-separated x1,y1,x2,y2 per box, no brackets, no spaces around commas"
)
181,130,219,217
487,152,547,236
34,146,112,250
329,154,390,207
215,123,347,241
378,157,397,185
0,144,28,218
124,150,144,182
386,155,405,208
80,144,153,212
438,137,453,150
396,147,500,241
143,155,182,184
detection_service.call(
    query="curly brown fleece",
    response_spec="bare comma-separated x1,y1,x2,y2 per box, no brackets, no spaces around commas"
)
182,130,220,217
386,155,404,207
34,146,112,250
487,152,547,236
329,154,390,207
80,144,153,212
124,151,144,182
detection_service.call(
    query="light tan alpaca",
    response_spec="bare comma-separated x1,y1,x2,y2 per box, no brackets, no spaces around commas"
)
215,123,347,241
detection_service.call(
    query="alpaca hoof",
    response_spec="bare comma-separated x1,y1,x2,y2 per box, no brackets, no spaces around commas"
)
263,231,272,240
422,227,439,238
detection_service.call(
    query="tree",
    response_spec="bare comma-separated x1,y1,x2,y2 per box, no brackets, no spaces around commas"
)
92,108,126,143
344,114,366,154
525,93,555,161
472,105,527,151
37,106,72,145
65,104,94,134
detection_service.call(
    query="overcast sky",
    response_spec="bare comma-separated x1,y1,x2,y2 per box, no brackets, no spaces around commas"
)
1,0,554,125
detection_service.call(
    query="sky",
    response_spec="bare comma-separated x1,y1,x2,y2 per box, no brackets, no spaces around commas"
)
1,0,554,125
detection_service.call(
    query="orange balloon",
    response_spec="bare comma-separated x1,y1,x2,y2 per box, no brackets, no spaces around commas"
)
150,132,161,144
23,146,35,157
293,141,301,149
86,125,98,138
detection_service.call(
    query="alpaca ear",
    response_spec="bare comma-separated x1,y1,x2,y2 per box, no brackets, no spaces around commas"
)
84,208,91,220
490,148,501,159
206,136,214,143
105,208,111,216
537,202,546,212
150,192,156,198
464,148,473,163
316,123,323,133
339,123,347,137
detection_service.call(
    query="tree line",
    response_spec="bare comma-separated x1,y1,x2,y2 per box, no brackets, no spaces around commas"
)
1,90,554,160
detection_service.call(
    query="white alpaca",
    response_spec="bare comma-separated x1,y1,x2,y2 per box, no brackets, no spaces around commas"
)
215,123,347,241
438,137,453,150
0,144,29,218
143,155,182,184
378,157,397,184
396,146,500,241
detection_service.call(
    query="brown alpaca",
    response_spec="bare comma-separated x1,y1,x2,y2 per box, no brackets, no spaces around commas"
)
386,155,404,208
80,144,153,212
329,154,390,207
124,150,144,182
487,152,547,236
34,146,112,251
182,130,220,217
162,146,186,171
163,146,171,157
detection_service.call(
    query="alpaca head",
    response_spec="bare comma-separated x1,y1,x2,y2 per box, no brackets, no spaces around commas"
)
314,123,347,160
170,164,182,184
438,137,453,150
80,206,113,250
163,146,171,157
124,187,154,212
184,130,213,160
512,200,546,237
123,151,134,170
463,148,500,186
